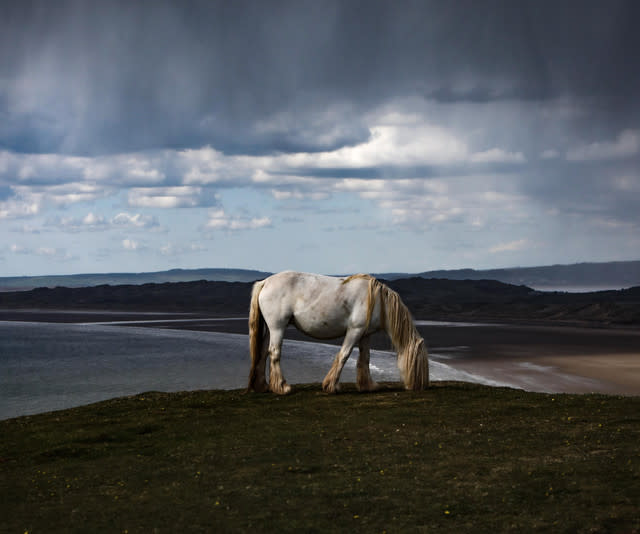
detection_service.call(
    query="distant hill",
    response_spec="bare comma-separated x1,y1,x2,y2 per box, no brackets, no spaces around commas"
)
0,268,272,291
378,260,640,290
2,260,639,292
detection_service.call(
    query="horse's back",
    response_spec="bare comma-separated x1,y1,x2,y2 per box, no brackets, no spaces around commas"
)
262,271,344,296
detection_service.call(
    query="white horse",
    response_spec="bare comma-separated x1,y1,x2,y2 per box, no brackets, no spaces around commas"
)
247,271,429,394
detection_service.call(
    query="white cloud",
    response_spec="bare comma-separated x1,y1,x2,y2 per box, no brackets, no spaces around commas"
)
331,175,531,232
35,247,59,257
128,186,216,208
0,107,529,233
334,178,387,194
47,183,109,205
122,238,139,250
0,197,40,219
121,156,166,184
10,244,29,254
9,183,112,209
82,212,103,226
277,123,469,169
263,175,334,200
470,148,525,164
0,96,636,277
9,243,71,260
490,239,528,253
180,146,230,185
50,211,160,232
13,154,87,183
160,242,207,256
9,223,41,234
3,150,170,186
270,189,331,201
205,209,272,231
566,129,640,161
52,212,108,231
111,212,160,229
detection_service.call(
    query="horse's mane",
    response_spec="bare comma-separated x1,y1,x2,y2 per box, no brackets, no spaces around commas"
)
341,273,373,283
342,274,380,331
378,283,419,351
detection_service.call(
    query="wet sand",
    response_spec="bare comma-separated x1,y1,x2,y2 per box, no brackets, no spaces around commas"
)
2,309,639,395
537,354,640,395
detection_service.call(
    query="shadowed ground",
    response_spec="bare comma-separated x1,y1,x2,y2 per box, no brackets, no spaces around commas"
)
1,383,639,533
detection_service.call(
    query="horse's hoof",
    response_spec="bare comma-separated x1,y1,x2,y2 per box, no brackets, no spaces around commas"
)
272,382,292,395
322,382,339,394
357,381,379,392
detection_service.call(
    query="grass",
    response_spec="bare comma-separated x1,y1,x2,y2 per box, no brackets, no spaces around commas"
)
1,382,639,533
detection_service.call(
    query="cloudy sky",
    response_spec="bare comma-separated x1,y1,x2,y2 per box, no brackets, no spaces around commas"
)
1,0,639,276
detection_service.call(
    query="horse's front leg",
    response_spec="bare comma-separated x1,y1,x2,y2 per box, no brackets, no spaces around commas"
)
356,335,379,392
322,328,363,394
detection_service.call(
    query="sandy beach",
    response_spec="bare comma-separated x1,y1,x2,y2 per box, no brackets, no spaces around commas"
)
2,309,639,396
537,354,640,395
417,323,640,395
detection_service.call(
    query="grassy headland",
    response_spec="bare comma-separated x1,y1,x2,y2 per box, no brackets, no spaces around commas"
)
2,383,638,533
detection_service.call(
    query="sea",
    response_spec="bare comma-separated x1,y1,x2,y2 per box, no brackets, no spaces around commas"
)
1,319,530,421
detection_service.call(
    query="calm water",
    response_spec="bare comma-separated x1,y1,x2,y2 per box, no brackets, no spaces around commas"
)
1,321,521,420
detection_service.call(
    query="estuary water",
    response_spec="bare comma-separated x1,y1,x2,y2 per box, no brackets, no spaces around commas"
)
0,320,517,420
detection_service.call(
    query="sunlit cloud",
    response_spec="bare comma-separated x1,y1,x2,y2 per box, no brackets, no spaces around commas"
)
9,243,72,260
122,238,139,251
127,186,218,208
49,211,160,232
160,242,206,256
204,209,272,231
490,239,528,254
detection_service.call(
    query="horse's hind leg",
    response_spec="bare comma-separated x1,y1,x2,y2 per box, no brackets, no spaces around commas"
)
322,328,363,394
250,329,270,392
356,335,379,392
267,327,292,395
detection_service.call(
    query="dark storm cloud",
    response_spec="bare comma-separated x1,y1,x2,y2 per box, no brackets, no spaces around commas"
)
522,153,640,224
1,0,639,156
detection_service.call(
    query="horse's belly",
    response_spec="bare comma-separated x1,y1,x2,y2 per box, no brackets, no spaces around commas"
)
291,313,348,340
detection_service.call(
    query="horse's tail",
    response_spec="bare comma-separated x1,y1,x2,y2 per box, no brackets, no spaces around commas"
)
247,279,266,392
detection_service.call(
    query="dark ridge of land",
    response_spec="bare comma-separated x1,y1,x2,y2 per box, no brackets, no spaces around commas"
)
1,277,639,326
0,267,273,291
1,384,639,533
3,260,640,292
390,277,640,326
0,280,253,316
